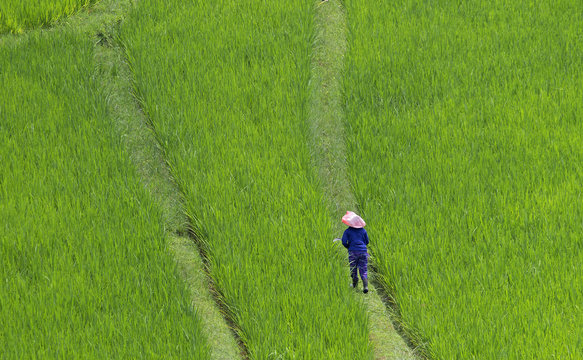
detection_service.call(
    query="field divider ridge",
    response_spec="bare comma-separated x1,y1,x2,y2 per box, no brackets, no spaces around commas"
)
309,1,421,358
86,1,245,358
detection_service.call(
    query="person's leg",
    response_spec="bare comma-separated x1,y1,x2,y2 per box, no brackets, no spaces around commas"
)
349,252,358,287
359,253,369,293
357,253,368,280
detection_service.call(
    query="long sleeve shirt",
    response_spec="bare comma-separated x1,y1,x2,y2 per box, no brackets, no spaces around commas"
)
341,227,369,252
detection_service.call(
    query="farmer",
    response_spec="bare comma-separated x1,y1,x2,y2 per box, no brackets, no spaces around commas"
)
341,211,369,293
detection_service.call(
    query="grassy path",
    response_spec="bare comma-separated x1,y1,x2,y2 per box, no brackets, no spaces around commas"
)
1,1,213,357
3,0,424,356
0,1,242,358
89,1,243,358
119,0,376,357
310,1,419,359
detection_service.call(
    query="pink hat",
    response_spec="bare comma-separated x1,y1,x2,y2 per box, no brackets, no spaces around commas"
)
342,211,366,228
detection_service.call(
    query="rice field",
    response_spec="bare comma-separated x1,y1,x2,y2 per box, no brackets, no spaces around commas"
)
120,0,373,358
2,0,582,358
343,0,583,358
0,29,209,358
0,0,97,34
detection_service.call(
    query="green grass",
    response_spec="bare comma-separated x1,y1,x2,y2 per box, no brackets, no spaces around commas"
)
92,15,242,356
343,0,583,358
310,1,417,359
120,0,373,357
0,28,209,358
0,0,97,34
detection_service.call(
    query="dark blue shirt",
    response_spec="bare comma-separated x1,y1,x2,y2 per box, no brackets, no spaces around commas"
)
342,227,369,252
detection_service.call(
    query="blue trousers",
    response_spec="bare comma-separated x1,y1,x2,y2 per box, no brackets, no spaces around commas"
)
349,251,368,280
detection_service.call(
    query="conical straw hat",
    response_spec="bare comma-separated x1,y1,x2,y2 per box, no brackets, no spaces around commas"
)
342,211,366,228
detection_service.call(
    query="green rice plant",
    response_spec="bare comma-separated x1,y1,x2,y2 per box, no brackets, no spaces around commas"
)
120,0,373,358
0,0,97,34
343,0,583,358
0,29,209,358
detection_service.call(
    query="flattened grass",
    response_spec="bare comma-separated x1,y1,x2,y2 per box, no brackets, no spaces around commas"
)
0,29,209,358
121,0,373,357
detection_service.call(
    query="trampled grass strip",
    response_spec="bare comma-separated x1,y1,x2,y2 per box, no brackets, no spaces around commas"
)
309,1,418,359
343,0,583,358
0,26,209,358
169,236,244,360
92,18,242,358
120,0,373,357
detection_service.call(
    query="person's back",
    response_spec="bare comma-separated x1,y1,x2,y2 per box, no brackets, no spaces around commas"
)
341,227,369,252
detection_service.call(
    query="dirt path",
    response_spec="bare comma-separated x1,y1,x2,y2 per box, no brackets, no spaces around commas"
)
309,1,420,359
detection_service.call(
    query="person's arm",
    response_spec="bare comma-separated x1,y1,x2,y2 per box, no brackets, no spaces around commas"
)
342,230,349,248
363,229,369,246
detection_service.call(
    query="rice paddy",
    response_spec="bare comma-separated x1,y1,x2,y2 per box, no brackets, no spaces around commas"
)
343,0,583,358
0,0,97,33
0,26,209,358
2,0,581,358
119,0,372,357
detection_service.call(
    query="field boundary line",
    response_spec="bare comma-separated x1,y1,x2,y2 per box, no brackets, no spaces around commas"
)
90,3,247,358
309,1,422,358
1,1,244,357
2,0,247,357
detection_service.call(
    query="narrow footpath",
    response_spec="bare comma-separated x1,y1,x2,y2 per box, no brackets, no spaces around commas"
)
309,1,419,359
0,1,243,358
86,1,243,359
3,0,423,357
